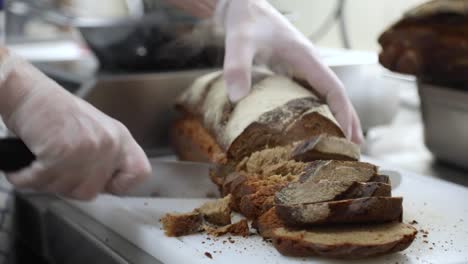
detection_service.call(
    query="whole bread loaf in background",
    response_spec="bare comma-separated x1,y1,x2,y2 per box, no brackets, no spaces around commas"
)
378,0,468,87
173,70,344,163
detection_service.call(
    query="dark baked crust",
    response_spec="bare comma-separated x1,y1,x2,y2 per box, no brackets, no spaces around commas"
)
276,197,403,227
226,98,344,161
378,0,468,87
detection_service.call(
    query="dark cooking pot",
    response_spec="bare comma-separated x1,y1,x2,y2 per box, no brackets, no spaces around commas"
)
75,12,224,72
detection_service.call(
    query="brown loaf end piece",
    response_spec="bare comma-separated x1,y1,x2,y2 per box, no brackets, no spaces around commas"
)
174,71,345,163
255,207,417,258
195,194,232,226
161,212,203,237
275,197,403,227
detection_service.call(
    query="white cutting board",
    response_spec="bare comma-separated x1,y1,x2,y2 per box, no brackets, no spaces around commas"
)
69,157,468,264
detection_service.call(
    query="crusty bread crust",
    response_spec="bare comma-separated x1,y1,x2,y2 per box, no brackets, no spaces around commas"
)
172,117,227,163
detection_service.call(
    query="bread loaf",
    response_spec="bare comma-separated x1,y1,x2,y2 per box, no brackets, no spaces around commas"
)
378,0,468,87
174,70,344,162
171,71,416,258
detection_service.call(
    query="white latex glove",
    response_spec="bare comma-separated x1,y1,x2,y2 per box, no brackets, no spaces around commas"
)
215,0,364,144
0,51,151,200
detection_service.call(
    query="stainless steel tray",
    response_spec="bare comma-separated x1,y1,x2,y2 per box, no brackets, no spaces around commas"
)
418,82,468,169
76,70,214,156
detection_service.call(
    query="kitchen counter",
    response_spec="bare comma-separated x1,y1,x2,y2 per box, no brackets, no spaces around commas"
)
13,77,468,264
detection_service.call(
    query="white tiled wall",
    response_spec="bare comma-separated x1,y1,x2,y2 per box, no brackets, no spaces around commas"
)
271,0,428,51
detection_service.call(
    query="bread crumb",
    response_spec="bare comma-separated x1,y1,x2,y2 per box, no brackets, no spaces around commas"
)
204,252,213,259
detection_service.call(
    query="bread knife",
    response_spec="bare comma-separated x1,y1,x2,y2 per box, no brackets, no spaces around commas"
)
0,138,218,198
0,138,36,173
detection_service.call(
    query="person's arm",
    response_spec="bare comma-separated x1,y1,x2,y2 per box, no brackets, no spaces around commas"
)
0,48,151,200
163,0,363,144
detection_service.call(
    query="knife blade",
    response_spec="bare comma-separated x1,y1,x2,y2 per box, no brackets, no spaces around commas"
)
0,137,218,198
125,158,218,198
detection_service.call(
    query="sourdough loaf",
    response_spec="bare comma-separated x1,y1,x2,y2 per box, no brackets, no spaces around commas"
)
171,72,416,258
174,70,344,162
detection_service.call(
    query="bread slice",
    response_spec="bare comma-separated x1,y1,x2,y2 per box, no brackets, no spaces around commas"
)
256,207,417,259
196,194,232,226
276,197,403,227
301,160,384,184
291,135,360,162
275,180,392,206
161,212,203,237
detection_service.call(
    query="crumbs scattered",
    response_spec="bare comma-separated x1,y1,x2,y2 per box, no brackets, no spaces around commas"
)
204,252,213,259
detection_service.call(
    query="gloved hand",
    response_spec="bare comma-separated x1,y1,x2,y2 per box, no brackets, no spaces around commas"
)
215,0,364,144
0,50,151,200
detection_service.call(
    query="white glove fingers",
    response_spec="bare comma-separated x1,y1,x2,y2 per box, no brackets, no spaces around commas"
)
350,109,365,144
223,34,256,102
285,42,364,143
107,138,151,195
